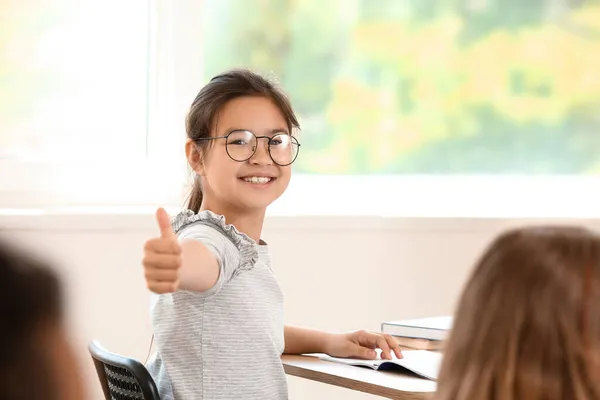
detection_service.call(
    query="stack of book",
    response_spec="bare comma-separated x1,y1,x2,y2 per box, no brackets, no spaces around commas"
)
380,316,452,351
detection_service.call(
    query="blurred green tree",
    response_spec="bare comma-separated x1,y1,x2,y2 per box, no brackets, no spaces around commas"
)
200,0,600,174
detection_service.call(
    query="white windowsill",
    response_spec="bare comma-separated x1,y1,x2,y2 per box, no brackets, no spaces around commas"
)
3,170,600,232
271,174,600,219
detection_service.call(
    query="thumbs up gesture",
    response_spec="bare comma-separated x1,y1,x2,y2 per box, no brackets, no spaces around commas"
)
142,208,182,293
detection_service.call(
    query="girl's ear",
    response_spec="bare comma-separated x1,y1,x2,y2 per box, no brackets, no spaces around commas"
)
185,140,205,175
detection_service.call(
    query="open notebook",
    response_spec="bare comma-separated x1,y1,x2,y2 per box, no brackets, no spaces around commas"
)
319,349,443,381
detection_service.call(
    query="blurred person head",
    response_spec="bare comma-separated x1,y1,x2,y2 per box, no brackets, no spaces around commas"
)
436,226,600,400
0,238,85,400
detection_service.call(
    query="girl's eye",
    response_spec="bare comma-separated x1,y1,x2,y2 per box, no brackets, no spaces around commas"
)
271,134,289,146
230,139,248,145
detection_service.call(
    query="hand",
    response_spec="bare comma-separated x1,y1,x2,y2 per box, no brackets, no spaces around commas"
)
324,330,402,360
142,208,182,293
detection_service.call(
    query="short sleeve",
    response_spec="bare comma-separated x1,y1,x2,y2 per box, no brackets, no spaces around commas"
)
177,223,227,270
170,210,258,296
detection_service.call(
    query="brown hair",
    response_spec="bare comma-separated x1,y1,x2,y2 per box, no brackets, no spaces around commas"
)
0,238,64,400
184,68,300,213
436,225,600,400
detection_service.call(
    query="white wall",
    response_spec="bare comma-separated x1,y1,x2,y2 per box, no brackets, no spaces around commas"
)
2,212,598,399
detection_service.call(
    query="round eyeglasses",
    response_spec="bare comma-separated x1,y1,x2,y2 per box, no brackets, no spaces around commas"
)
196,130,301,166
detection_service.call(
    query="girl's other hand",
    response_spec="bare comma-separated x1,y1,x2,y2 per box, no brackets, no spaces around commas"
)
324,330,403,360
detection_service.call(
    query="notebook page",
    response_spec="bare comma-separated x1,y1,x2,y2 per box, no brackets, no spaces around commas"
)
394,350,442,380
319,349,442,380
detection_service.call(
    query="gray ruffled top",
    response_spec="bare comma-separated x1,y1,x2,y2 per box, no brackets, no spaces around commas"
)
147,209,288,400
171,209,258,279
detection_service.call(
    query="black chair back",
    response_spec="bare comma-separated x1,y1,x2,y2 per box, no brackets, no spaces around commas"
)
88,340,160,400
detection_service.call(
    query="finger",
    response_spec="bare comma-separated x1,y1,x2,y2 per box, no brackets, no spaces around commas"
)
156,207,175,239
376,335,393,360
147,280,178,294
145,238,181,255
350,344,377,360
143,253,182,270
359,333,392,360
382,334,403,359
144,268,179,282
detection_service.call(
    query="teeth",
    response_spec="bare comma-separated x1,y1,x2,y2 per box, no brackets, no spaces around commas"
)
243,177,272,184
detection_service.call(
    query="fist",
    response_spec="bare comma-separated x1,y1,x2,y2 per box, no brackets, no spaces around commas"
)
142,208,182,293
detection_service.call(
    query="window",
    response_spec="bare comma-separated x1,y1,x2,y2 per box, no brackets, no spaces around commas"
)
199,0,600,175
1,0,149,160
1,0,189,208
3,0,600,217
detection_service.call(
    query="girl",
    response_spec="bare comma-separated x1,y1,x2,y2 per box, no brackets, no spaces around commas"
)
436,226,600,400
142,68,402,400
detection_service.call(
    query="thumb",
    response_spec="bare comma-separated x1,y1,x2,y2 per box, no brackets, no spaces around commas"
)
156,207,175,239
351,345,377,360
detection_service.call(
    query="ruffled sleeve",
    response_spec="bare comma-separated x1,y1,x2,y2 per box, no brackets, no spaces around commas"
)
171,209,259,289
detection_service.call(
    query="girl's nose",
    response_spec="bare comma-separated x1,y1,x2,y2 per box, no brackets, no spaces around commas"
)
249,139,273,165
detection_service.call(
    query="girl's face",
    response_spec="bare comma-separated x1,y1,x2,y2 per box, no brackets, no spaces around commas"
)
191,96,293,212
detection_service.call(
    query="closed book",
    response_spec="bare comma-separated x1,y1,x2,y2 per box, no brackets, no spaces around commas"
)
381,316,452,341
393,336,444,351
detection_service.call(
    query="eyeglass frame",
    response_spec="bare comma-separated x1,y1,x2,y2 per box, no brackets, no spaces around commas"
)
195,129,301,166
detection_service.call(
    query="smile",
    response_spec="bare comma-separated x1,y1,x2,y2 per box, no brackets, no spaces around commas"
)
241,177,274,184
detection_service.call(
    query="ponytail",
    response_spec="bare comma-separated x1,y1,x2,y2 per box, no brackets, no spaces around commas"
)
186,175,203,213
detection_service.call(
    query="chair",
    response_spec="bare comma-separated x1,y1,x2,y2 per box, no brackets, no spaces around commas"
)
88,340,160,400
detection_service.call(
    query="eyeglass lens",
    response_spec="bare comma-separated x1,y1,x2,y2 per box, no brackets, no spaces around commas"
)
225,130,299,166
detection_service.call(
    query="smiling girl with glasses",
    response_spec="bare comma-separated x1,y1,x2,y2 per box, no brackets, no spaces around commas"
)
141,68,402,400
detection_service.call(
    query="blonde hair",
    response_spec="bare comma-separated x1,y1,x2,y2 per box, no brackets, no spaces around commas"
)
436,226,600,400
